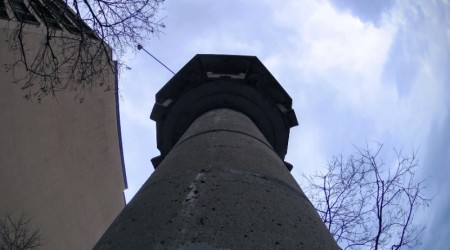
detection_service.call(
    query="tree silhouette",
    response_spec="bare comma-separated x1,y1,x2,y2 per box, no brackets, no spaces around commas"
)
0,215,41,250
2,0,164,101
303,144,431,249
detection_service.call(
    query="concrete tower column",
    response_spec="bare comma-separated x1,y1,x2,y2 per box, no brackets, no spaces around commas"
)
94,55,338,249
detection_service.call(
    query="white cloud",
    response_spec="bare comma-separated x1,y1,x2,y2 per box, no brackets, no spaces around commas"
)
269,0,399,118
120,7,449,245
267,0,448,152
259,0,399,174
273,0,395,73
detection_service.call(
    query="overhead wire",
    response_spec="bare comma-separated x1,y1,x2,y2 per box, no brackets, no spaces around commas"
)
137,44,175,75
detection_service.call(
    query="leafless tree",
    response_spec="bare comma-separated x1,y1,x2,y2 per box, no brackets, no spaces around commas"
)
0,215,42,250
2,0,164,101
303,144,431,250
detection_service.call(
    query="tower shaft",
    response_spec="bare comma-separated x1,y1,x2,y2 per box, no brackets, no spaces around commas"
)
95,109,338,249
95,55,338,249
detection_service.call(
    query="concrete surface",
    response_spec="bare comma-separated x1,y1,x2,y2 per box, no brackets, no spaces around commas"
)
94,109,338,249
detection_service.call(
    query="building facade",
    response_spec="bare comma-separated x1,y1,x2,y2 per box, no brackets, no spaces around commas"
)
0,1,127,249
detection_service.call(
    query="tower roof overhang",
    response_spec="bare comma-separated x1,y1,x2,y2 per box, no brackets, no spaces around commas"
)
150,54,298,170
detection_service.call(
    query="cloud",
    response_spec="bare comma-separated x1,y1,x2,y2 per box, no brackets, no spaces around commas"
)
266,0,399,159
405,1,450,247
271,0,446,154
420,111,450,249
327,0,395,26
268,11,449,248
271,0,396,103
120,9,450,250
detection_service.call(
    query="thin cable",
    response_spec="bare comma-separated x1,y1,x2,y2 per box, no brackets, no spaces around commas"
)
137,44,175,75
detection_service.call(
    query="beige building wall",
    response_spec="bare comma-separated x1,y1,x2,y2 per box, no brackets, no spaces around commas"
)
0,2,126,249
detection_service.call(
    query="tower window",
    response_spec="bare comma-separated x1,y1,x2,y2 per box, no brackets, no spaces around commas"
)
10,0,39,24
30,0,60,29
0,0,9,19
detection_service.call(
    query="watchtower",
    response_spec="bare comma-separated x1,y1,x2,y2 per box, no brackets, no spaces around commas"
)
95,55,338,249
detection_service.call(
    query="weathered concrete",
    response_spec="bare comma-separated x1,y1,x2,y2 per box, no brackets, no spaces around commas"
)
95,54,338,249
94,109,338,249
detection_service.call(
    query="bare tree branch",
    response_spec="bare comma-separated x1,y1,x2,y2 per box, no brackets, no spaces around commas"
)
3,0,165,101
303,144,431,250
0,215,42,250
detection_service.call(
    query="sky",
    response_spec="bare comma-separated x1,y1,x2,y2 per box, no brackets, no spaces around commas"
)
118,0,449,249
